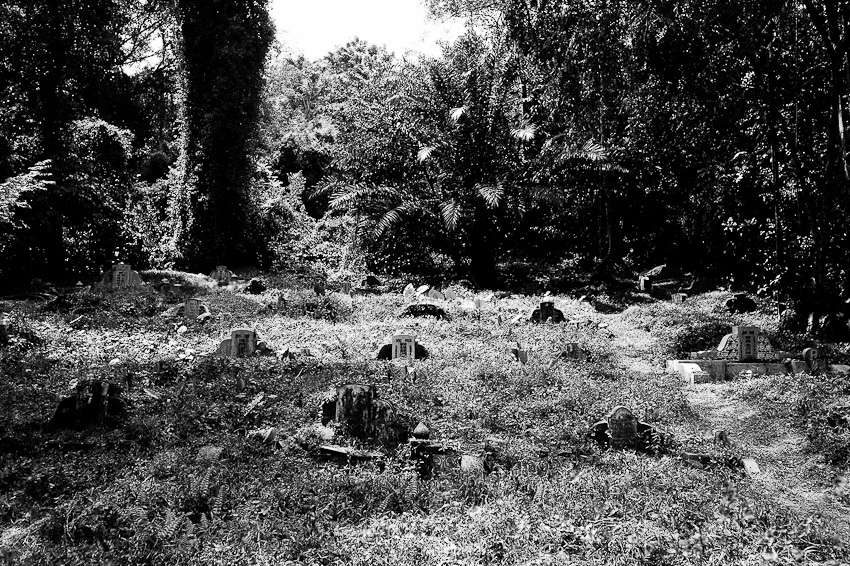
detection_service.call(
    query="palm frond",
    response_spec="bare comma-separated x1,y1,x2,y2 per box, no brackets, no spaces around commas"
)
373,206,405,239
510,123,537,141
449,106,468,124
440,199,461,231
476,183,504,208
417,146,436,163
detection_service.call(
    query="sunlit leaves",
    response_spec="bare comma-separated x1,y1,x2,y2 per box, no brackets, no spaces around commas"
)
440,199,461,230
476,183,503,208
449,106,468,124
417,146,436,163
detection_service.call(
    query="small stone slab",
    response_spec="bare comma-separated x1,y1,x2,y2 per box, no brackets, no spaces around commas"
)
401,303,449,320
671,293,687,304
742,457,760,475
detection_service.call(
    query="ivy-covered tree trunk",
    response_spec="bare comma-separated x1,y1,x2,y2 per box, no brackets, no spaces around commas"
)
172,0,274,270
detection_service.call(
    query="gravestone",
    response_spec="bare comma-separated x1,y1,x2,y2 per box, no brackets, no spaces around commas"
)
671,293,687,304
335,384,378,438
184,298,203,320
101,264,142,288
638,276,652,292
736,326,759,362
216,328,273,358
607,406,639,449
803,347,819,372
210,265,232,286
531,300,565,323
392,334,416,361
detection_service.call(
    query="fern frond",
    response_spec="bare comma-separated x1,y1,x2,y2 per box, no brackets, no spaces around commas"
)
159,509,184,541
439,199,461,231
476,183,503,208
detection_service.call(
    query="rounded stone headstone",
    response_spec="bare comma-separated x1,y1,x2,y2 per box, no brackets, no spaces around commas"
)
607,406,639,450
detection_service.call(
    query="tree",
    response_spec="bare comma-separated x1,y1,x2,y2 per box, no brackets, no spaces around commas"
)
170,0,275,269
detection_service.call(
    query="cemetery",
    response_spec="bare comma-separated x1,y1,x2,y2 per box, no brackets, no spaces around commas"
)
2,268,850,564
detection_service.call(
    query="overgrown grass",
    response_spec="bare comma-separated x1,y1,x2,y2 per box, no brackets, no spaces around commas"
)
0,279,848,564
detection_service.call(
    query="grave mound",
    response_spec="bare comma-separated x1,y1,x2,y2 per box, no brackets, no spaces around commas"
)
530,301,565,323
401,303,449,320
377,342,429,360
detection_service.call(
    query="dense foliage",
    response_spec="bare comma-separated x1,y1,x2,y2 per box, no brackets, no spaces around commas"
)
1,0,849,303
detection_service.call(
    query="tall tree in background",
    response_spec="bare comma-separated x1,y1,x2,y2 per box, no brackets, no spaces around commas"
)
171,0,274,269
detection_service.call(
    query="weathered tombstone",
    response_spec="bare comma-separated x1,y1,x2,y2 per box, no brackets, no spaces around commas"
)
392,334,416,361
638,276,652,292
671,293,687,304
184,298,203,320
112,263,131,287
101,263,142,288
511,343,528,364
803,347,820,372
607,406,639,450
735,326,759,362
531,300,565,323
335,384,378,438
210,265,232,286
217,328,257,358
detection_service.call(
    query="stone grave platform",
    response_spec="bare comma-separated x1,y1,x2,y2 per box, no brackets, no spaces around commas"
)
666,325,847,383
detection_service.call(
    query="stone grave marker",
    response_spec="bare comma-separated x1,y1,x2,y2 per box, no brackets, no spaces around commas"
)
531,300,565,323
803,347,819,372
607,406,639,449
638,276,652,291
217,328,258,358
392,334,416,361
210,265,232,286
184,298,203,320
735,326,759,362
671,293,687,304
101,263,142,288
112,263,131,287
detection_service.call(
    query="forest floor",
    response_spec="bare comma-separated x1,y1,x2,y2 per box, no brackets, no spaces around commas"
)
1,271,849,565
